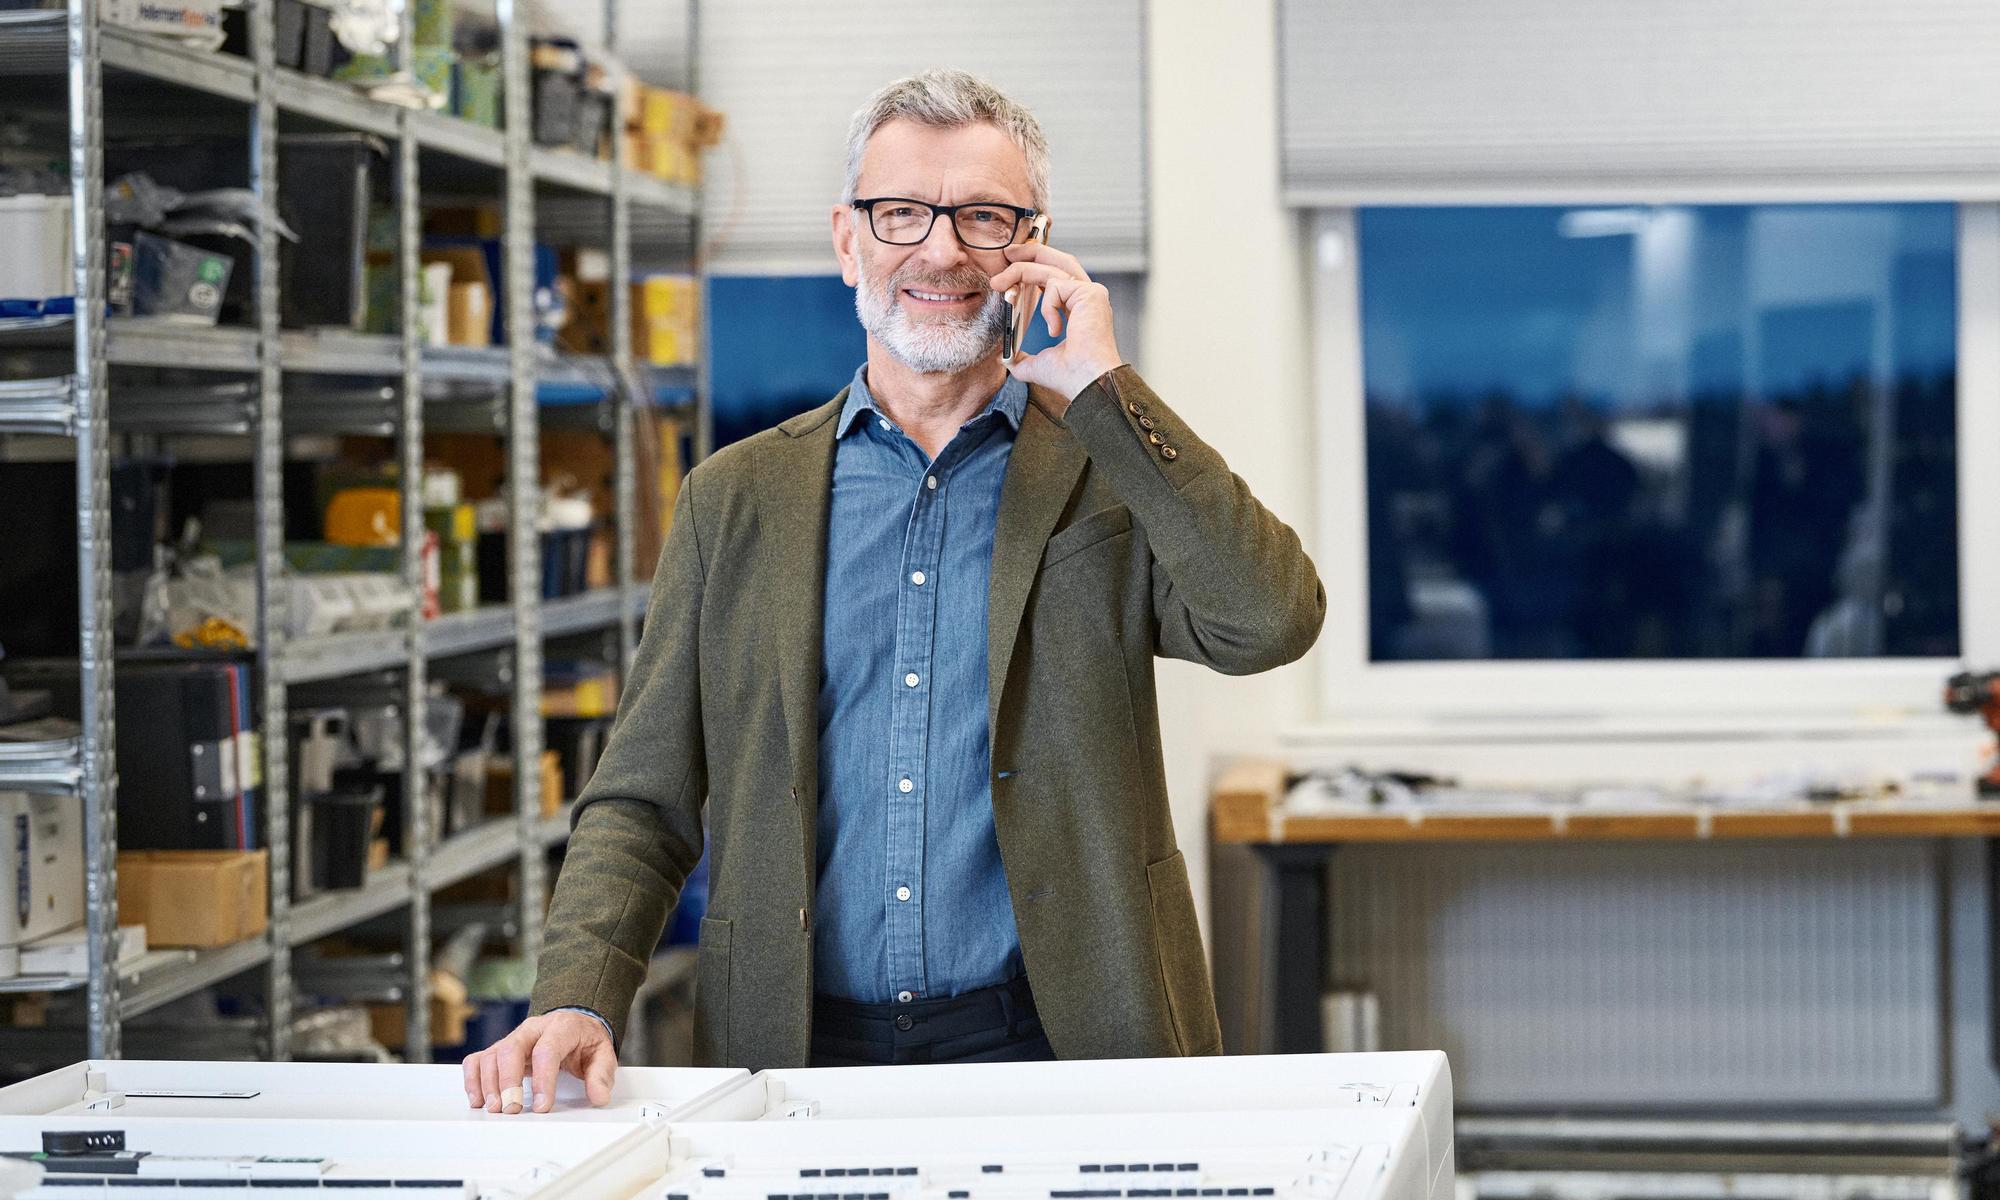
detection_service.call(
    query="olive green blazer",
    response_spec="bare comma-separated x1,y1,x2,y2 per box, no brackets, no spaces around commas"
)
529,366,1325,1068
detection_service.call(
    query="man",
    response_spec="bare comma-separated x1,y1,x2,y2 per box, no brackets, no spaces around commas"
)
464,69,1323,1113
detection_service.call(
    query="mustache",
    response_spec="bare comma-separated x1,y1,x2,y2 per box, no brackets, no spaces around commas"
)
886,265,992,297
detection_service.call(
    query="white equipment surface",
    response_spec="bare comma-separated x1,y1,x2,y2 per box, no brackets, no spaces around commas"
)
0,1053,1453,1200
0,792,84,979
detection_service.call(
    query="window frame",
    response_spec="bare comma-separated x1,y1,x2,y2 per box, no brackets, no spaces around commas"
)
1309,202,2000,721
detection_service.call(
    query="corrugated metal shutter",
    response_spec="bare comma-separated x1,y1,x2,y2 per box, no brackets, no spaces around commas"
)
1279,0,2000,204
695,0,1147,273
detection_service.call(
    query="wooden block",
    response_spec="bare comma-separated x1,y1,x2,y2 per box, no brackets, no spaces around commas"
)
1209,760,1285,844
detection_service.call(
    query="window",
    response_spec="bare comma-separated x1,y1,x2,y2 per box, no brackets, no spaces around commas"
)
1312,204,2000,718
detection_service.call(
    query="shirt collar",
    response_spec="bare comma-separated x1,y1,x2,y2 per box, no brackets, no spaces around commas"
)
837,362,1029,438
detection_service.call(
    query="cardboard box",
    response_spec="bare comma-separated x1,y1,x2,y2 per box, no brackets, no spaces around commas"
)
484,751,563,819
447,281,491,348
634,408,685,579
369,968,474,1049
117,849,268,948
422,245,495,348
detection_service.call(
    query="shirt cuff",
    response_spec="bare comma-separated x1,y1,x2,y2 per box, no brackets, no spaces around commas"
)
549,1005,616,1043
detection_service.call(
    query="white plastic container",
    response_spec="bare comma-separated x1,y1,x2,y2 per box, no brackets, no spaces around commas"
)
0,195,72,305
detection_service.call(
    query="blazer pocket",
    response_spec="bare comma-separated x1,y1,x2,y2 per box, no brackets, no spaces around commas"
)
1041,504,1134,570
692,915,732,1064
1145,850,1223,1056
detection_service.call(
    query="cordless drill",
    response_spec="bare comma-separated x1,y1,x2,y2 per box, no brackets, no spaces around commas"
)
1945,670,2000,796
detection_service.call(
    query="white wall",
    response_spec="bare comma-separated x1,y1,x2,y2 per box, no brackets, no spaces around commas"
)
1140,2,1319,929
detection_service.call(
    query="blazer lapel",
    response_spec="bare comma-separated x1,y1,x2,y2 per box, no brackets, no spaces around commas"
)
987,388,1088,754
763,394,843,804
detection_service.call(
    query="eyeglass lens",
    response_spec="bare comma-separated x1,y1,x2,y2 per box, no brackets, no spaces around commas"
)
870,202,1021,249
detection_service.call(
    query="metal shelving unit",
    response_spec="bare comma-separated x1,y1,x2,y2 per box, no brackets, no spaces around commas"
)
0,0,704,1063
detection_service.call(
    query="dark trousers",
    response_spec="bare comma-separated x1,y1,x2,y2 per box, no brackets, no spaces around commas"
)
809,975,1055,1067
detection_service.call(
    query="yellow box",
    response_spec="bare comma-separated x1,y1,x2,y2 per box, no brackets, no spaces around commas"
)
325,487,402,547
634,274,698,323
635,321,696,366
543,671,618,718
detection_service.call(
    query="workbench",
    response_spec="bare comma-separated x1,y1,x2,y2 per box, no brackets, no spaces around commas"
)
1209,761,2000,1056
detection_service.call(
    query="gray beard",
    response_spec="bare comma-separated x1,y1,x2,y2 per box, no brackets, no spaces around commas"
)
854,263,1008,375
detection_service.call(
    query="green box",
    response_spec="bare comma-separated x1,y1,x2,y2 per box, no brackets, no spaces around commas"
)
413,0,452,50
412,47,453,107
452,58,502,128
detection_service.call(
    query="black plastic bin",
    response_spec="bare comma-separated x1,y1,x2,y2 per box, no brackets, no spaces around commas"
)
224,0,344,76
279,133,385,330
475,527,595,603
310,788,380,891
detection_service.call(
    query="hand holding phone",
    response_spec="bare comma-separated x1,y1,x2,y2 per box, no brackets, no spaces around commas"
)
1001,214,1053,363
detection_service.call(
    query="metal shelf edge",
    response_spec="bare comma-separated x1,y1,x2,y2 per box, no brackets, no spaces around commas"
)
422,820,520,891
287,862,415,946
541,589,623,639
623,172,697,216
535,807,574,847
281,330,403,376
411,111,507,168
117,937,272,1020
422,345,513,384
100,26,256,103
530,147,614,195
279,628,412,684
422,607,517,659
106,321,261,372
272,68,399,138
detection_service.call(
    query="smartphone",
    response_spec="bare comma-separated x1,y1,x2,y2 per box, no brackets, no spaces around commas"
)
1002,214,1053,363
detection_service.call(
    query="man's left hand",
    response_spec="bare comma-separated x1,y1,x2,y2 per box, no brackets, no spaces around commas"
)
989,243,1123,414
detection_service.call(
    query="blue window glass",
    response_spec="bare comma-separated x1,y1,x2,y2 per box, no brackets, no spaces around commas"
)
1358,204,1959,662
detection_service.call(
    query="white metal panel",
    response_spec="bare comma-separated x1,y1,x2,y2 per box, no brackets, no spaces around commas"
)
1327,840,1944,1108
1279,0,2000,204
695,0,1146,273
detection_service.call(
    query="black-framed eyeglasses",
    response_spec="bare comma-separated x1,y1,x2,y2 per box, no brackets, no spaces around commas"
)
851,197,1039,250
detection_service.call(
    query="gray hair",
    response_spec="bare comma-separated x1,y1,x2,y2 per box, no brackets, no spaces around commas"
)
841,70,1050,212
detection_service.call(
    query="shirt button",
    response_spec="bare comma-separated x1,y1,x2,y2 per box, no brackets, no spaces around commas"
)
910,570,926,586
897,990,914,1003
878,418,892,431
926,476,938,490
904,672,920,687
898,777,913,793
896,885,912,901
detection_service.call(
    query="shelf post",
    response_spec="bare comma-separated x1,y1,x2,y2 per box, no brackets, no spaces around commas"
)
498,0,547,966
608,0,639,672
397,61,434,1057
69,0,121,1061
249,0,296,1060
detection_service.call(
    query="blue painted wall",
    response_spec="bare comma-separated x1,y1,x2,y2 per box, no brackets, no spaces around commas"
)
707,274,1062,449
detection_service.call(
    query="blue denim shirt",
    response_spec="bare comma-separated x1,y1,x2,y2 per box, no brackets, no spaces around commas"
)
811,364,1030,1003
